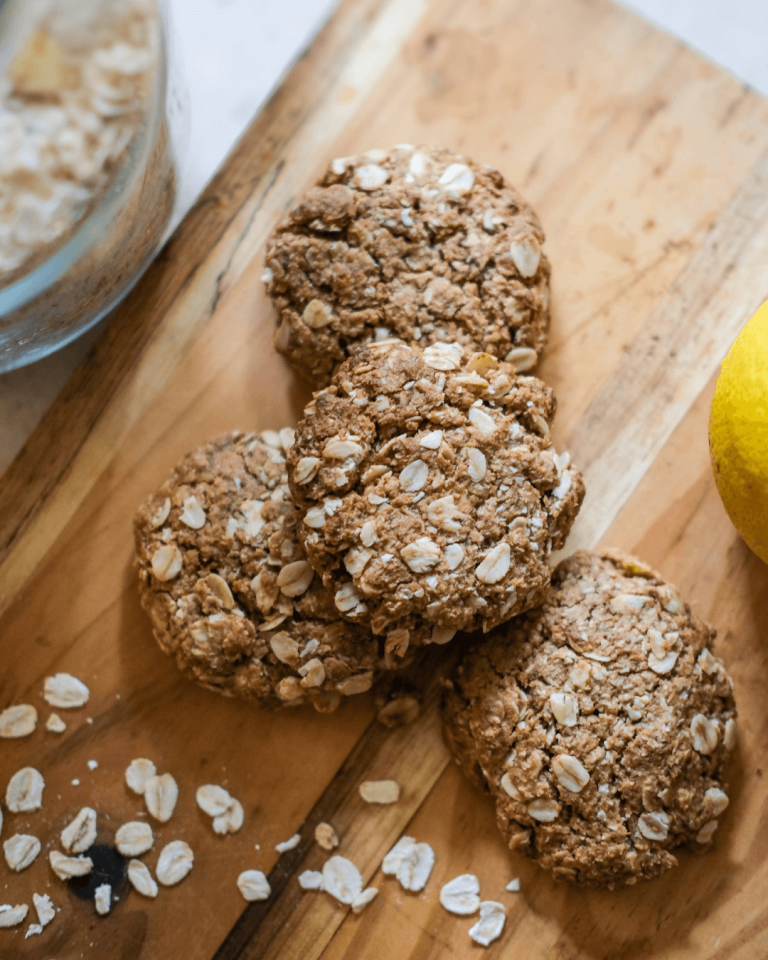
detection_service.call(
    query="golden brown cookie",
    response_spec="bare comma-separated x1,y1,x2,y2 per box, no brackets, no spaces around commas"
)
442,550,737,887
134,430,396,711
288,338,584,639
264,145,551,387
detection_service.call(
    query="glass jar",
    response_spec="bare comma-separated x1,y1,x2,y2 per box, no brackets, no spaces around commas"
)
0,0,180,371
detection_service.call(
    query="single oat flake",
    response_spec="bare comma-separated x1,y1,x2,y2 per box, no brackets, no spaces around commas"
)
43,673,90,709
4,834,41,872
144,773,178,822
237,870,271,902
46,713,66,733
359,780,401,804
115,821,154,857
156,840,194,886
298,870,324,891
61,807,97,854
315,822,339,850
321,856,363,905
196,784,235,817
439,874,481,915
127,859,158,898
382,836,434,892
6,766,44,813
94,883,111,916
32,892,55,928
0,904,28,928
468,901,507,946
275,833,301,853
49,850,93,880
214,800,244,835
125,757,157,795
0,704,37,738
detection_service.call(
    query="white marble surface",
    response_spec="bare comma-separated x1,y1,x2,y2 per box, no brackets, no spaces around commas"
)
2,0,768,475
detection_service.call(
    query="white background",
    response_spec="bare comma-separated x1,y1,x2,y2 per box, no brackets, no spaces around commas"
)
1,0,767,473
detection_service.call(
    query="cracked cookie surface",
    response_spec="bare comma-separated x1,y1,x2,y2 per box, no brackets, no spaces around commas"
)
134,431,389,711
442,550,737,887
287,339,584,639
264,145,551,388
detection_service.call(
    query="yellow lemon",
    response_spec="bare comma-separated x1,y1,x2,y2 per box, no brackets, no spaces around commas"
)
709,299,768,562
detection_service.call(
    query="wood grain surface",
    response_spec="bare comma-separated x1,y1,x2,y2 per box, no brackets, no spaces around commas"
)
2,0,768,957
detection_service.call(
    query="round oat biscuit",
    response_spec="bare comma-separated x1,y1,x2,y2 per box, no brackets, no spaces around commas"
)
287,338,584,639
264,144,551,388
134,430,395,712
442,550,738,887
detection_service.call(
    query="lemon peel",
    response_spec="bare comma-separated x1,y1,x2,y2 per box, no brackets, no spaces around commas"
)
710,299,768,562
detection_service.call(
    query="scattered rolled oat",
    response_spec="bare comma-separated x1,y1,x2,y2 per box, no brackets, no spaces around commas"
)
43,673,90,709
61,807,97,854
32,892,55,928
4,834,41,872
442,549,737,887
25,924,43,938
381,836,434,892
237,870,271,902
49,850,93,880
46,713,66,733
288,339,583,638
468,901,506,946
94,884,111,916
144,773,178,823
196,784,234,817
298,869,324,891
115,821,154,857
125,758,156,795
0,904,28,928
214,800,244,836
0,704,37,738
439,874,481,915
88,760,99,771
264,145,551,388
315,822,339,850
351,887,378,914
505,878,520,892
156,840,194,886
196,784,244,835
321,855,363,905
275,833,301,854
127,859,158,898
359,780,400,805
6,767,44,813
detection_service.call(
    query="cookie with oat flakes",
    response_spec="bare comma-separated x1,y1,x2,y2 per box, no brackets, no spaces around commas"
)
442,550,737,887
287,338,584,639
264,145,551,388
134,431,399,712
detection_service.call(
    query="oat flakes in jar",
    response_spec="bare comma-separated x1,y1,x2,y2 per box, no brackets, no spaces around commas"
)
0,0,179,370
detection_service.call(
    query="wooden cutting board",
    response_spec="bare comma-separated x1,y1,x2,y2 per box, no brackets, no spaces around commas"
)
3,0,768,956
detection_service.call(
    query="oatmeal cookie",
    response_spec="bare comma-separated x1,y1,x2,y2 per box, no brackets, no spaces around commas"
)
442,550,737,887
287,338,584,639
134,431,394,712
264,145,551,387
